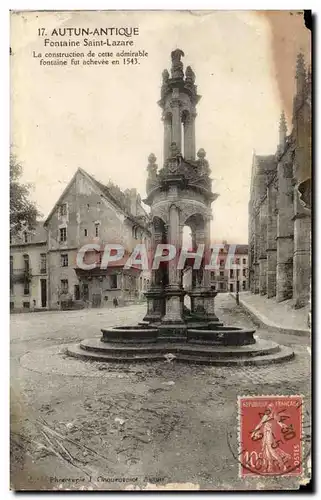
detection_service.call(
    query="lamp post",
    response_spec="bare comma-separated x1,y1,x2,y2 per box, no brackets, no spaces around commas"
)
236,279,240,305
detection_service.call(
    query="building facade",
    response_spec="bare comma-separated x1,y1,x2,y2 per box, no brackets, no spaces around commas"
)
10,168,151,311
209,244,249,293
10,223,48,311
248,54,311,309
183,243,249,294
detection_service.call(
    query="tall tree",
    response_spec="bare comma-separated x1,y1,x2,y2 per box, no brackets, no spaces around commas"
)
10,154,41,236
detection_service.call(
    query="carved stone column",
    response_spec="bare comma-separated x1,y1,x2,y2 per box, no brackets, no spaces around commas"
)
184,112,196,160
253,211,260,294
189,226,206,314
160,203,185,327
259,198,268,295
203,218,219,321
293,189,311,308
276,157,294,302
171,97,181,152
163,113,172,162
143,229,165,323
266,182,277,298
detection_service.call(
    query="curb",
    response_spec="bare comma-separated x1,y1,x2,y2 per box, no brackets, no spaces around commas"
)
230,293,310,338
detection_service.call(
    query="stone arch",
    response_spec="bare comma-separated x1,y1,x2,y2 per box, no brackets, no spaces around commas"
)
151,205,169,225
179,203,209,227
184,213,205,232
152,215,166,234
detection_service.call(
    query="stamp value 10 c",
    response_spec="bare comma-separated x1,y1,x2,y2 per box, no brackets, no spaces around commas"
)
238,395,303,477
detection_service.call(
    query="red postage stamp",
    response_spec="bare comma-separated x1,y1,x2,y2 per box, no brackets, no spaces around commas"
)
238,395,303,477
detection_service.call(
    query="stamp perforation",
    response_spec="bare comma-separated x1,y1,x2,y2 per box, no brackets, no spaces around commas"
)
237,394,305,479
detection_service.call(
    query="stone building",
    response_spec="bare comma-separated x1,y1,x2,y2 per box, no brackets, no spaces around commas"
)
10,222,48,311
183,243,249,294
248,54,311,309
10,167,151,311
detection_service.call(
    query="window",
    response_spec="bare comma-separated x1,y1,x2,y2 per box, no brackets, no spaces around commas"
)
59,203,67,216
95,223,100,238
61,253,68,267
230,269,234,278
24,281,30,295
23,232,28,243
60,279,68,293
23,254,29,272
220,271,224,277
236,258,240,265
237,269,240,278
219,282,223,290
230,283,234,292
23,301,30,309
59,227,67,242
40,253,46,273
219,259,224,267
84,228,88,237
243,258,246,265
243,269,246,277
110,275,118,289
242,281,246,290
210,271,215,281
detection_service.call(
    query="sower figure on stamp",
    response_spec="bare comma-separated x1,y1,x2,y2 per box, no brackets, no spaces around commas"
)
251,402,292,473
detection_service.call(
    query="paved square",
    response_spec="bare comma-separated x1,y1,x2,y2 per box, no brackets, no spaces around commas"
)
10,294,311,491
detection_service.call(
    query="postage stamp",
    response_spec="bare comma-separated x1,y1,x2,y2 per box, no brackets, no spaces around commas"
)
238,395,303,477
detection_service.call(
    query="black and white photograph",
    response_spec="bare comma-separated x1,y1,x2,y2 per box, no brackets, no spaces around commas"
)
9,10,312,491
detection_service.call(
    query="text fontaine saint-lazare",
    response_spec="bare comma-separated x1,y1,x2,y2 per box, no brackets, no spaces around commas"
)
39,27,140,47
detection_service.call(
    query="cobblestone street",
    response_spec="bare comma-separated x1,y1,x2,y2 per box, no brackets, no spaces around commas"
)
10,294,311,491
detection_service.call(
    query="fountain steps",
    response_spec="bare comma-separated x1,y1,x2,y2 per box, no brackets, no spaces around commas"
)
67,338,294,366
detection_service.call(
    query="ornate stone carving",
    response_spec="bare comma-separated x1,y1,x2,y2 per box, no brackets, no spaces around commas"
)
171,49,185,79
146,153,159,192
162,69,169,84
170,142,180,157
197,148,211,176
179,201,209,226
185,65,195,84
147,153,157,172
161,69,170,99
151,204,169,225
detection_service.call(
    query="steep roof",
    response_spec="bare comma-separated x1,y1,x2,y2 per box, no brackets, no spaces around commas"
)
44,167,149,229
10,220,47,246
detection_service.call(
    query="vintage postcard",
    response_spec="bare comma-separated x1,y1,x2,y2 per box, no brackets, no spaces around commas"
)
10,10,311,491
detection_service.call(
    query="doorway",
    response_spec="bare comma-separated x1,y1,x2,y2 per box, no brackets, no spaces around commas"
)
40,279,47,307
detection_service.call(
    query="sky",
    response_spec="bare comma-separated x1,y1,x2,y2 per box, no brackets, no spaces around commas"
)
10,10,310,244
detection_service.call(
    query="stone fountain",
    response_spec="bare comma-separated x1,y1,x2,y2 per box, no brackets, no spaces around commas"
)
67,50,294,365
